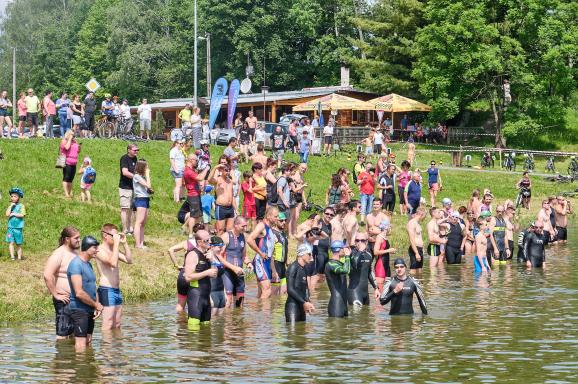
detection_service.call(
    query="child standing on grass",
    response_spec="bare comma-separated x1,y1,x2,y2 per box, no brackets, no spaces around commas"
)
241,171,256,230
201,185,215,226
78,156,96,202
5,187,25,260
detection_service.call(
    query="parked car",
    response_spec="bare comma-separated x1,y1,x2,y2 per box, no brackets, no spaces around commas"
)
215,122,290,147
279,113,308,124
216,128,237,145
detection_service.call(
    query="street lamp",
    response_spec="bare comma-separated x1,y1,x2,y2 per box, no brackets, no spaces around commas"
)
261,85,269,121
193,0,198,107
198,32,212,98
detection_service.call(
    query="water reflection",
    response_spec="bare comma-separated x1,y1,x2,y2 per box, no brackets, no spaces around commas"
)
0,231,577,382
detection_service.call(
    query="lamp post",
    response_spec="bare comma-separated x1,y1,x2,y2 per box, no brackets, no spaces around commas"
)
193,0,198,107
12,47,16,124
261,85,269,121
198,32,212,99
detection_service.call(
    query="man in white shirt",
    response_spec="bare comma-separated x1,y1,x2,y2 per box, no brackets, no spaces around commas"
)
322,121,334,156
137,99,152,140
373,129,384,155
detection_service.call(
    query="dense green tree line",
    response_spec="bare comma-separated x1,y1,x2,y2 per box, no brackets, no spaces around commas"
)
0,0,575,144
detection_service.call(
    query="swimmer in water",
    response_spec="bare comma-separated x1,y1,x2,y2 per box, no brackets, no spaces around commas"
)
525,220,547,269
348,232,379,306
474,219,491,274
379,258,428,315
285,244,316,323
325,240,351,318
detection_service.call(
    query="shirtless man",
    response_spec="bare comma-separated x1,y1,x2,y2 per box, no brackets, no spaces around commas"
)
246,110,258,143
537,199,556,243
554,196,570,244
95,223,133,330
250,143,268,168
343,200,360,246
209,163,235,234
407,207,427,274
366,200,388,256
426,207,447,267
43,226,81,340
474,219,491,275
504,203,519,255
330,204,348,243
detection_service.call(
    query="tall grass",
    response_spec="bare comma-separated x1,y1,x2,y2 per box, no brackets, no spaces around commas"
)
0,139,574,323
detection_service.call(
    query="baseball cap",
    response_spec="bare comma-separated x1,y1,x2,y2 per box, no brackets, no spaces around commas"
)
330,240,345,252
204,185,213,193
297,244,312,257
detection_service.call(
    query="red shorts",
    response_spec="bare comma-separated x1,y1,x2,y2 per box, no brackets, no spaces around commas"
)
429,182,439,191
374,256,391,279
243,204,256,219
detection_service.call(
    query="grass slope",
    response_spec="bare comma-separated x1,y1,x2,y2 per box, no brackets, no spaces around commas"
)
0,139,575,323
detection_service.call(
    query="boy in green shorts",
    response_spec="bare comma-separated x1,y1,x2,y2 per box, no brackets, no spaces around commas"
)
5,187,25,260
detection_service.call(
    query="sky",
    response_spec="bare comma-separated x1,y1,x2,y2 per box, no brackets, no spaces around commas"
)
0,0,9,18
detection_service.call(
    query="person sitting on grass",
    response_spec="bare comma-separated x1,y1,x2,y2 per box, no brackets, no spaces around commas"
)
5,187,25,260
78,156,96,203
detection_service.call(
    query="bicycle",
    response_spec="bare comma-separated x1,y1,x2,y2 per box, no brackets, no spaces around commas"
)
481,151,494,168
503,153,516,171
568,156,578,178
523,153,535,172
545,156,556,173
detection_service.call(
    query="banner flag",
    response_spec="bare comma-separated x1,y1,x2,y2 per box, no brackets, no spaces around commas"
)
209,77,228,129
227,79,241,129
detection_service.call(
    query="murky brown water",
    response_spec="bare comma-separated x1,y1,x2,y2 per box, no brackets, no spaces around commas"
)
1,228,577,383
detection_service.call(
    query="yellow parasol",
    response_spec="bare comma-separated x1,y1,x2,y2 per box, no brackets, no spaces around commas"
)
368,93,432,113
292,93,373,112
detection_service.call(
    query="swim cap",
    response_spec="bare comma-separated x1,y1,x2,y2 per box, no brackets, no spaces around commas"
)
442,198,452,205
209,236,224,247
379,219,390,231
451,211,461,218
479,210,492,219
9,187,24,198
330,240,345,252
297,244,312,257
204,185,213,193
278,212,287,220
81,236,100,251
393,258,406,267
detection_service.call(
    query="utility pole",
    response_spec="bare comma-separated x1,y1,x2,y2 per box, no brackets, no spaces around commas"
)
193,0,198,107
12,47,16,123
206,32,211,98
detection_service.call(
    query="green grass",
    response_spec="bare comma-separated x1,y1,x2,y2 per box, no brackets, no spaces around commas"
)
0,138,576,323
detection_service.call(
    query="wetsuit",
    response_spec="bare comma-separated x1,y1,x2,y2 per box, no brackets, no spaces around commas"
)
316,221,332,274
254,224,274,282
517,230,528,263
285,261,310,322
210,262,226,309
187,248,212,327
177,240,196,299
347,248,376,306
374,238,391,280
524,231,546,268
489,217,507,263
325,256,350,318
379,173,396,212
272,228,288,286
223,231,246,306
445,222,464,264
379,276,428,315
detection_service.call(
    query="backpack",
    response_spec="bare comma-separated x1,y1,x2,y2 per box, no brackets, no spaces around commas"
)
82,166,96,185
268,176,285,205
328,186,341,205
352,162,363,184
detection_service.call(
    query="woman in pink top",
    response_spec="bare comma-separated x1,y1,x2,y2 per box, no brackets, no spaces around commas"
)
60,130,81,198
397,160,411,215
43,90,56,138
17,92,27,138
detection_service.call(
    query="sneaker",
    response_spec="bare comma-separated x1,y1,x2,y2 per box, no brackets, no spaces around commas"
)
124,230,134,236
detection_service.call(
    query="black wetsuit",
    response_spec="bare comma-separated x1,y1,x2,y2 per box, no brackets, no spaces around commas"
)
445,222,464,264
325,256,350,318
347,248,376,306
285,261,310,323
488,217,507,263
524,231,546,268
379,275,428,315
187,248,212,322
272,228,288,283
316,221,332,274
210,264,226,309
517,229,529,262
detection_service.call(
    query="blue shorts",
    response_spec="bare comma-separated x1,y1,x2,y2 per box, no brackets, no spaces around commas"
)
0,108,9,117
222,269,246,294
6,228,23,245
134,197,150,209
253,255,272,282
215,204,234,221
97,286,123,306
170,170,183,179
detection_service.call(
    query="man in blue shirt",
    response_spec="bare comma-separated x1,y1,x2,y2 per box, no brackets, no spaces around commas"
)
404,171,422,216
67,236,102,352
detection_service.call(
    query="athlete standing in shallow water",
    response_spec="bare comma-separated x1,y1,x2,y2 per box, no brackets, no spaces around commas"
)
379,258,427,315
247,206,279,299
474,219,491,274
285,244,316,323
407,207,427,274
348,232,378,306
220,216,249,308
325,240,351,318
525,221,547,269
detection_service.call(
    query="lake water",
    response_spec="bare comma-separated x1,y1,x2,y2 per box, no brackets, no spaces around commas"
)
1,232,577,383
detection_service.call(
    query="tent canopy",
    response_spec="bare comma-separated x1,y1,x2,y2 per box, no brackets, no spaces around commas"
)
368,93,432,113
293,93,373,112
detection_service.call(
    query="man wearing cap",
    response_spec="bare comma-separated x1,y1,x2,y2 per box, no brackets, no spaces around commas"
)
445,211,466,264
379,258,428,315
119,144,138,234
404,171,422,216
426,161,442,207
407,207,427,274
325,240,351,318
95,223,132,331
67,236,102,352
348,232,378,306
524,220,547,269
426,207,447,267
285,244,315,323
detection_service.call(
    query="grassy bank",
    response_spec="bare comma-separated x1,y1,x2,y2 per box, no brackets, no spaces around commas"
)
0,139,575,323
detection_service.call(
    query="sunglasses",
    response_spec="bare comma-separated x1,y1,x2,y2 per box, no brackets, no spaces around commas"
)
355,239,368,243
198,239,210,243
324,212,334,216
278,219,286,222
496,210,504,213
